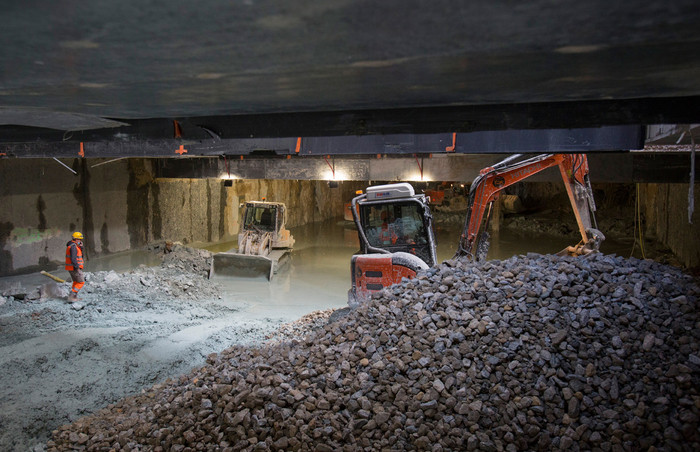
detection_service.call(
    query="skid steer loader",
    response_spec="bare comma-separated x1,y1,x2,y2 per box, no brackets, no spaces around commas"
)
210,201,294,280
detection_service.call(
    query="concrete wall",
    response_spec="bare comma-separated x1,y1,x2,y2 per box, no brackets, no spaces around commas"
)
506,181,700,269
151,178,363,245
0,158,133,274
0,158,363,275
1,160,54,273
641,183,700,269
4,155,695,274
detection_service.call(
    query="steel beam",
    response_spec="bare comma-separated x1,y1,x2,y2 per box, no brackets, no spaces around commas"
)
0,125,644,159
153,153,699,184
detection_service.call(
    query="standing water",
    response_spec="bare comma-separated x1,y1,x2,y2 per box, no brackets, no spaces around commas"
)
208,216,596,319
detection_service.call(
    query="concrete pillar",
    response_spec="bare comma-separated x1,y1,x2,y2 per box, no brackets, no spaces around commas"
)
641,182,700,268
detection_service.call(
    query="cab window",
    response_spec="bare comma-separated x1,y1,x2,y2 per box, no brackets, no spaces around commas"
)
244,206,275,231
361,202,427,247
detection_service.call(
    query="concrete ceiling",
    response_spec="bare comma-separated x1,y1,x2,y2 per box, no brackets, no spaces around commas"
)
1,0,700,147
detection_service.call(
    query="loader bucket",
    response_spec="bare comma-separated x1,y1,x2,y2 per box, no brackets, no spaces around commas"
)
210,253,274,280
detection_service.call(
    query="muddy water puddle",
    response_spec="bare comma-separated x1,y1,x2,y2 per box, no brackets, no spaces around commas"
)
207,217,627,318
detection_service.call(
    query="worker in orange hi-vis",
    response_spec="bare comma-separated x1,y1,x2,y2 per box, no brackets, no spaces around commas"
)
65,232,85,302
379,211,397,246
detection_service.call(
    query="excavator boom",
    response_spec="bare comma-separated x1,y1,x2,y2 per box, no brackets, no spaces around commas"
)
455,153,604,260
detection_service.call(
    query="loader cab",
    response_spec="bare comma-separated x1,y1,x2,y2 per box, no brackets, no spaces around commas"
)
243,202,282,233
354,183,437,267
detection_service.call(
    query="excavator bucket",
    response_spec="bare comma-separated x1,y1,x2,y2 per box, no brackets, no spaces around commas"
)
210,252,274,280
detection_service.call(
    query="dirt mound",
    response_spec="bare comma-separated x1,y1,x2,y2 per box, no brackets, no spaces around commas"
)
158,242,214,278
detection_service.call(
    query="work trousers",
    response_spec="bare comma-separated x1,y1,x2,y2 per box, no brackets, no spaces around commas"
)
69,269,85,294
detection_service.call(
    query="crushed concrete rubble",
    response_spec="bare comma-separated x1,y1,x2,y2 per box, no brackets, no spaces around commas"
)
88,244,220,305
49,253,699,451
0,244,287,451
264,309,335,346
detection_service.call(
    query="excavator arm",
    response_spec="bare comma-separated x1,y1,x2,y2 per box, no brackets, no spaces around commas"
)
455,153,604,260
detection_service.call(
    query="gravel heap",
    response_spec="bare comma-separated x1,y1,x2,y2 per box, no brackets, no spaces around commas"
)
264,309,336,345
504,214,577,237
49,253,699,451
159,242,214,279
88,244,219,305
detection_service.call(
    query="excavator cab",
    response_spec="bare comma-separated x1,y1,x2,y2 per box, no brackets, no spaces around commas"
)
349,183,437,305
359,202,433,264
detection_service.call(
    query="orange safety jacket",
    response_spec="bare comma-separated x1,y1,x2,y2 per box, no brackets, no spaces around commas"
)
380,224,397,245
65,241,84,271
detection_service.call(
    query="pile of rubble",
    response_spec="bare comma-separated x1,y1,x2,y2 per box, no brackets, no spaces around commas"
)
503,213,578,237
49,253,699,451
264,309,335,345
84,242,219,306
88,244,219,306
156,241,214,278
0,243,216,309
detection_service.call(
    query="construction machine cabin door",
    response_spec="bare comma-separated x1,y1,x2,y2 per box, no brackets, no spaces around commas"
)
359,200,436,267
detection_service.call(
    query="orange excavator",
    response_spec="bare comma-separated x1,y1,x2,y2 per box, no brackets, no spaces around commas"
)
348,183,437,305
454,153,604,260
349,153,604,304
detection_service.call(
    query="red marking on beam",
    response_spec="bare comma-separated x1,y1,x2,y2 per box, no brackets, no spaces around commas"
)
324,155,335,178
174,120,182,138
175,144,187,155
222,155,230,178
79,142,85,157
295,137,302,153
414,154,423,180
445,133,456,152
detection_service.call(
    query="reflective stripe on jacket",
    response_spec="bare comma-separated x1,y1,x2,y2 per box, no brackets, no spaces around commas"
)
65,241,84,271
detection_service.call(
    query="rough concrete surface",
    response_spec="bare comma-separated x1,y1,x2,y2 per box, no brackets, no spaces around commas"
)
0,244,308,451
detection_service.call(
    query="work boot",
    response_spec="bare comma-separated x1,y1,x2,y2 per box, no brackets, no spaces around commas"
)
67,292,78,302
